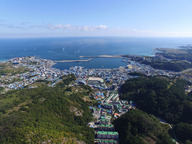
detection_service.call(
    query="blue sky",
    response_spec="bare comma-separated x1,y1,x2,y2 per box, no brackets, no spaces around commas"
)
1,0,192,37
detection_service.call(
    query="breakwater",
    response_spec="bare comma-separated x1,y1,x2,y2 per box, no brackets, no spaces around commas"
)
55,58,93,63
80,55,123,58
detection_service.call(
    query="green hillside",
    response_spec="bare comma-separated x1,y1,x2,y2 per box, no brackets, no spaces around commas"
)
119,76,192,143
120,76,192,124
0,76,94,144
113,109,174,144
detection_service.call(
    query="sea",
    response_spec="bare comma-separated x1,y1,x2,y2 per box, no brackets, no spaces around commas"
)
0,37,192,70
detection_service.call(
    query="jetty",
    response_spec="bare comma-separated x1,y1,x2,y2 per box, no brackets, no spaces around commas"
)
54,58,93,63
80,55,123,58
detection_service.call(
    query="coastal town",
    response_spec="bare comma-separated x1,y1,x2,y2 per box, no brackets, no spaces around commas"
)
0,56,191,144
2,0,192,143
0,55,178,90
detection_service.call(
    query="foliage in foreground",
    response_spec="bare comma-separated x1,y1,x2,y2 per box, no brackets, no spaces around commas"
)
113,109,174,144
173,123,192,144
120,76,192,124
119,76,192,143
0,82,94,143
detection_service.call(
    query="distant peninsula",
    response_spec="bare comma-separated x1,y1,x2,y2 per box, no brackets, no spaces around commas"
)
123,46,192,72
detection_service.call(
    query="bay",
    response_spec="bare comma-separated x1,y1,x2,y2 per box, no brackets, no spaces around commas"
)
0,37,192,69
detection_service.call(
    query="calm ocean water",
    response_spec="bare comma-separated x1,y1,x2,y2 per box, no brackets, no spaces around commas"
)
0,37,192,69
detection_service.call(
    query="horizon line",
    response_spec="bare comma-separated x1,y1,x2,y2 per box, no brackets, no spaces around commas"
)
1,36,192,39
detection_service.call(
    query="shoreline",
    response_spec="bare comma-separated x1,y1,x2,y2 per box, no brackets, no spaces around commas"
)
0,59,7,62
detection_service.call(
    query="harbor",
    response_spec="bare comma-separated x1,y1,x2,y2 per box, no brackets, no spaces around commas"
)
54,58,93,63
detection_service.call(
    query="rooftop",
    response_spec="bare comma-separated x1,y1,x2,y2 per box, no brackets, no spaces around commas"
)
97,131,118,135
88,77,104,83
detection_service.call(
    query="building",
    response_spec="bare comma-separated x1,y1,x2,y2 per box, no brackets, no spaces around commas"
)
88,77,104,85
98,124,114,131
102,103,113,110
100,119,109,125
97,131,119,139
97,140,118,144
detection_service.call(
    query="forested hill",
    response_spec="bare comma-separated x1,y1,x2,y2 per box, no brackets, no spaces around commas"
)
119,76,192,143
120,76,192,124
0,75,95,144
113,109,174,144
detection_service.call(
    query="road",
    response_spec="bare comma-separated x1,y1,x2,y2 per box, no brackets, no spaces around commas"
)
177,68,192,74
160,120,179,144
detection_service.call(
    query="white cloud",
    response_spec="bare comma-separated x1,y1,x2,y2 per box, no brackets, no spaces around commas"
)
48,24,72,30
1,22,192,37
46,24,108,31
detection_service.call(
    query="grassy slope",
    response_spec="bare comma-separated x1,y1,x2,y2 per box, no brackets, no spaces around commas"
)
0,62,29,76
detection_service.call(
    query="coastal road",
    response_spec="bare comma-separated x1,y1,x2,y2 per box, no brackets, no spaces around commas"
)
178,68,192,74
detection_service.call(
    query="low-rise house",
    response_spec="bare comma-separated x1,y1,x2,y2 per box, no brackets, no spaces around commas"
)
98,124,114,131
100,119,109,125
97,131,119,139
102,103,113,110
97,140,118,144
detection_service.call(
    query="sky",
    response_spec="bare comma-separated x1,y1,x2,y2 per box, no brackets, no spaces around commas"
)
1,0,192,38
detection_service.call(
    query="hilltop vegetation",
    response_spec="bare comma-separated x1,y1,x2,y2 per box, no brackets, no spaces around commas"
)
113,109,174,144
0,62,29,76
156,47,192,62
141,58,192,72
173,123,192,143
120,76,192,124
126,55,192,72
119,76,192,143
0,75,95,144
152,47,192,72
